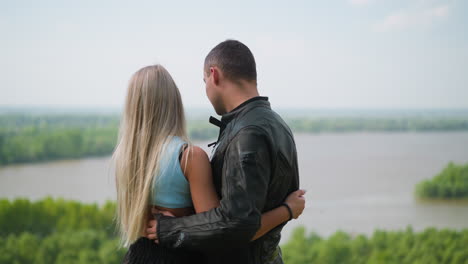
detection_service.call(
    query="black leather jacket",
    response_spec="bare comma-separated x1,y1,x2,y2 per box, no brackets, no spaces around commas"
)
156,97,300,264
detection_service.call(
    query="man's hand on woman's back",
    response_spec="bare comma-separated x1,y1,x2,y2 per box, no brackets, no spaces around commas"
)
146,208,175,243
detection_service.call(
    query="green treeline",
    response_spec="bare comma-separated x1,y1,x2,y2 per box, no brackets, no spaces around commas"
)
0,114,217,166
2,198,468,264
282,226,468,264
288,117,468,133
2,114,468,166
0,197,124,264
0,115,119,165
416,162,468,199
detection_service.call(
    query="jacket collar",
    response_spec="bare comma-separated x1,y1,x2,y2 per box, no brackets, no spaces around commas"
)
207,96,269,148
220,96,269,125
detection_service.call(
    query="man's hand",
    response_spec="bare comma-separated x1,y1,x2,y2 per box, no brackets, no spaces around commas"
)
145,208,175,244
285,189,306,219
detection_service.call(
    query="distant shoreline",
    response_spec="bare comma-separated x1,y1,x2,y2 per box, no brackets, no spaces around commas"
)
2,113,468,166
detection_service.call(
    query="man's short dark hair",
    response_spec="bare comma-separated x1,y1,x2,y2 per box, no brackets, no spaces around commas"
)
204,39,257,82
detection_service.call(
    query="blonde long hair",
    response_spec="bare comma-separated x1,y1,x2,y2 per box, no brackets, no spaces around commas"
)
112,64,189,247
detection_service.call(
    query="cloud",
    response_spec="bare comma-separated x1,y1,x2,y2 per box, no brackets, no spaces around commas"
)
373,4,449,32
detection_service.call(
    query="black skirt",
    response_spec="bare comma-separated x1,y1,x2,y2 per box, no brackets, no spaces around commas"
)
122,237,205,264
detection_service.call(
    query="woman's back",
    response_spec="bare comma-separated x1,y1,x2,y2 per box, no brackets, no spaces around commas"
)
124,136,205,264
151,136,194,217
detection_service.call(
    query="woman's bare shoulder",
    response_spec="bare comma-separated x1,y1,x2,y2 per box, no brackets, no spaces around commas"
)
180,145,210,180
183,145,208,162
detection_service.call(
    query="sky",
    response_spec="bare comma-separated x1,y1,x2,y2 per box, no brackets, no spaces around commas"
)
1,0,467,110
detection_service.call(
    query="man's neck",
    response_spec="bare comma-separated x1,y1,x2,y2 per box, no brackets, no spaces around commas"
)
223,82,259,113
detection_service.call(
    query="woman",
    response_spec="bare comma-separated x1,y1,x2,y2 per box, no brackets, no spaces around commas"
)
113,65,305,263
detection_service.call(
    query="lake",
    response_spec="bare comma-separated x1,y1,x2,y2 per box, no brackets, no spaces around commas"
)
1,132,468,243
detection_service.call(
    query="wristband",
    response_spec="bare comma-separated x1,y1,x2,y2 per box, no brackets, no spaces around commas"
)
282,203,293,221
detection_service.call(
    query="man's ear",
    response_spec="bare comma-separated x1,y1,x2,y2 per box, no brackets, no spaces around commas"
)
211,67,220,85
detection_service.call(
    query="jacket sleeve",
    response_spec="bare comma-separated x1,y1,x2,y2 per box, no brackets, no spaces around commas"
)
156,126,272,251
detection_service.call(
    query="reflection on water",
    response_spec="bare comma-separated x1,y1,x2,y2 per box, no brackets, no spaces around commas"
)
1,132,468,242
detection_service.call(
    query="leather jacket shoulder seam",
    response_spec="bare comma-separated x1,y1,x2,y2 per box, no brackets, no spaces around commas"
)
229,125,268,143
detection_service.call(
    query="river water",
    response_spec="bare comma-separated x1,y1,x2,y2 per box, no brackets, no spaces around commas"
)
1,132,468,242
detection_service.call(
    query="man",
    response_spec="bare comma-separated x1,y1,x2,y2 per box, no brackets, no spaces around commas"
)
146,39,301,264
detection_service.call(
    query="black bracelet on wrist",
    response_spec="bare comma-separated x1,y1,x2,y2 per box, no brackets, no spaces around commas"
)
282,203,293,221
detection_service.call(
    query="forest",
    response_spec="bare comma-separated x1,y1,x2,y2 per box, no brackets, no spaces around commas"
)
0,198,124,264
415,162,468,199
1,198,467,264
0,114,216,165
282,226,468,264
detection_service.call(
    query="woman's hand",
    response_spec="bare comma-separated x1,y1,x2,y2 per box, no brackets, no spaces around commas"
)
285,189,306,219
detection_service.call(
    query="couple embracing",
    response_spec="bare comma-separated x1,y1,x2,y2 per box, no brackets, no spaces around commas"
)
113,39,306,264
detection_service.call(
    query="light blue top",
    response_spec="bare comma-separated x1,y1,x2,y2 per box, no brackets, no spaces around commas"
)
151,136,193,208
